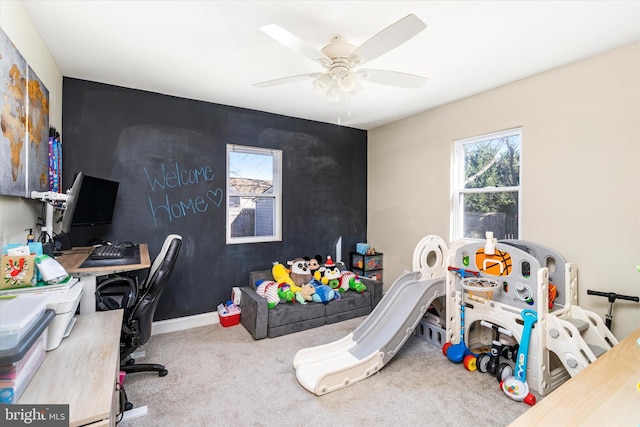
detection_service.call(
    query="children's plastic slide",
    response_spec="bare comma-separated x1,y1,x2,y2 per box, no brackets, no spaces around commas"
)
293,271,445,395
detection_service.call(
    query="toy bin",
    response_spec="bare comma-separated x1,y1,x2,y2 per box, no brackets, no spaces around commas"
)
0,309,55,404
353,269,383,282
350,252,383,271
218,308,241,327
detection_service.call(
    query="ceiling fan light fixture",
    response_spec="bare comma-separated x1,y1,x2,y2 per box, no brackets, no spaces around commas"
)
313,73,333,95
339,71,358,92
256,14,428,106
326,83,341,103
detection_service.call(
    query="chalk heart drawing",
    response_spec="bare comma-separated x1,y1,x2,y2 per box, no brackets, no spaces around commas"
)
207,188,224,207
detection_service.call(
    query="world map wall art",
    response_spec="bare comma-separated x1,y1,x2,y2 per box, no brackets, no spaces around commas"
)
0,28,49,197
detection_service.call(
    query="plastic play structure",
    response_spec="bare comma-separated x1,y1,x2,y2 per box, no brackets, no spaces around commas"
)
445,235,618,396
293,234,619,397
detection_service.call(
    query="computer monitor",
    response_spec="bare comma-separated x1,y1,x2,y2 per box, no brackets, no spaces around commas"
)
60,171,84,234
69,174,120,228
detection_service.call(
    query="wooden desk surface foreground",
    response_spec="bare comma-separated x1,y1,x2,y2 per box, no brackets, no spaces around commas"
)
509,327,640,427
57,244,151,274
19,310,123,426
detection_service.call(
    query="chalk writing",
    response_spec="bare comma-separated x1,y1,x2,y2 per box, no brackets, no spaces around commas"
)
144,162,215,191
144,161,223,226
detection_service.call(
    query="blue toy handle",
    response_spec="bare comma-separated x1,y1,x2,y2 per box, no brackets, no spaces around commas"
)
514,309,538,382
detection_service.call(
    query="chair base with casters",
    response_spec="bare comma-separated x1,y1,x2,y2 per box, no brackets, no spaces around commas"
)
121,355,168,377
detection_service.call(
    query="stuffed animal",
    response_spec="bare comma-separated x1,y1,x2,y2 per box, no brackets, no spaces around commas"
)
305,255,323,277
295,281,316,304
338,271,359,292
277,283,295,303
314,256,341,289
288,258,312,287
349,277,367,294
272,261,301,294
255,279,280,309
309,279,339,304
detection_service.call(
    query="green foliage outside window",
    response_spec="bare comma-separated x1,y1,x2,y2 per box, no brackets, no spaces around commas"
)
454,130,521,240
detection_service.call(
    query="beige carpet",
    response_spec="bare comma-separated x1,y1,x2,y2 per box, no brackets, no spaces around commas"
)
119,317,538,427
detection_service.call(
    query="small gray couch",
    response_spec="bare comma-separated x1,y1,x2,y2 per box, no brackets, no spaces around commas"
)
239,263,383,339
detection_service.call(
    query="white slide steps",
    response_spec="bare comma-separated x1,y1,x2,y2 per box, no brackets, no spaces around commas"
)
294,272,445,395
546,305,618,377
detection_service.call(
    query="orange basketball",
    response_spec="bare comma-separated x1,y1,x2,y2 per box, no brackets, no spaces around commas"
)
475,248,512,276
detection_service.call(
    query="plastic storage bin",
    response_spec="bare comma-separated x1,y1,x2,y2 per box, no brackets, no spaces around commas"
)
0,309,55,403
350,252,383,271
352,269,383,282
0,294,50,351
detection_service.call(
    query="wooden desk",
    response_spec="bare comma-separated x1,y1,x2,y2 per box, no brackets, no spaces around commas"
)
509,328,640,427
19,310,123,427
56,245,150,314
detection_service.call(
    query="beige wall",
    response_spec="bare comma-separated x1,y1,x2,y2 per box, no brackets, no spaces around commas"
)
368,41,640,340
0,1,63,246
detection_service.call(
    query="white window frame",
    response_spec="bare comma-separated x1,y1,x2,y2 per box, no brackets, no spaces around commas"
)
451,127,522,241
226,144,282,244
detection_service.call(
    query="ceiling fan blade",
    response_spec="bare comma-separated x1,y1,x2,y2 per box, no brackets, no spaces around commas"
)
348,14,426,66
260,24,329,65
254,73,321,88
357,69,427,89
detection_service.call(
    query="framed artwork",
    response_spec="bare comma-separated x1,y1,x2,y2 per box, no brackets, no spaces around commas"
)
27,65,50,194
0,28,49,197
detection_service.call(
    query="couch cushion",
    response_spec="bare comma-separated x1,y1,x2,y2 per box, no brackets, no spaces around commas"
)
268,300,326,327
326,307,371,325
324,290,372,316
268,317,326,338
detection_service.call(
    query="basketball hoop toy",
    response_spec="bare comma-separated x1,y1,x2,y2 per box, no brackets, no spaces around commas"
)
460,277,500,304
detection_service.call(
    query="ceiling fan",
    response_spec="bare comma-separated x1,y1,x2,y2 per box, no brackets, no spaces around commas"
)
254,14,428,103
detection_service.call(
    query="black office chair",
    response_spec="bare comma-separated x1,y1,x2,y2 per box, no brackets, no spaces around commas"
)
96,234,182,377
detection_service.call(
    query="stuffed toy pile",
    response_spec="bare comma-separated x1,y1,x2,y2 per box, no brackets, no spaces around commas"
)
253,255,366,308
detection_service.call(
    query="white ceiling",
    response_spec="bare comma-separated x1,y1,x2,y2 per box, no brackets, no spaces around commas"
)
22,1,640,130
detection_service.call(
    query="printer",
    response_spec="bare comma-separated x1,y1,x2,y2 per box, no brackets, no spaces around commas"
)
42,281,83,350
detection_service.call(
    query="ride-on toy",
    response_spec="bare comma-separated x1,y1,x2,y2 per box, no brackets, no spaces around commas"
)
586,290,639,330
476,320,518,382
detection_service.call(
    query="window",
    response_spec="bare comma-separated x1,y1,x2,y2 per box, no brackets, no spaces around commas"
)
226,145,282,244
452,128,521,240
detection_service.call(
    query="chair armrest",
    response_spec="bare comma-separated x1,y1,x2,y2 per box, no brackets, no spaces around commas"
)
239,286,269,340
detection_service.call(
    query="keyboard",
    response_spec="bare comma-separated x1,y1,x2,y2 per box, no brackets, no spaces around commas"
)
90,245,124,260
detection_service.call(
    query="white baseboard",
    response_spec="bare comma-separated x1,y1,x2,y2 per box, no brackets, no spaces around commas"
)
151,311,219,336
122,405,148,422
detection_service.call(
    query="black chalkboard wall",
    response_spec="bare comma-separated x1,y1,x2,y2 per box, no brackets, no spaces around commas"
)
62,77,367,321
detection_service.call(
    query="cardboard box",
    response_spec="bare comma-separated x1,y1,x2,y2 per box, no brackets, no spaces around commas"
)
1,255,36,290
